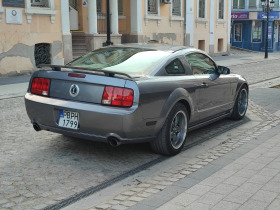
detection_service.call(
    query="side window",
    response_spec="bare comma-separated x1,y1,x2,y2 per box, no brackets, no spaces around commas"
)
165,59,185,75
185,53,216,75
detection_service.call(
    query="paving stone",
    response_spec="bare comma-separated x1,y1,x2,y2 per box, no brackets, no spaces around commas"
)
251,190,278,203
211,200,241,210
197,192,225,206
111,204,128,210
224,190,253,204
129,196,144,202
114,195,129,201
120,200,137,207
211,183,238,196
138,192,152,198
238,199,269,210
122,191,135,196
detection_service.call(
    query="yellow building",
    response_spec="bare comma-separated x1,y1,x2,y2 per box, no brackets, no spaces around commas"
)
0,0,231,76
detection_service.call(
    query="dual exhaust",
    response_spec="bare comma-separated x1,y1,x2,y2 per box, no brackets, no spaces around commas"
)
32,123,121,147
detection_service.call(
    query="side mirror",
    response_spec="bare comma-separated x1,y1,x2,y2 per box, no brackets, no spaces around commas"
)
217,66,230,75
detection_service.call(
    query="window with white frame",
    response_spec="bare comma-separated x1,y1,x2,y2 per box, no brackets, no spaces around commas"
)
31,0,49,8
252,21,262,42
218,0,224,19
26,0,56,23
148,0,158,15
248,0,257,9
198,0,206,19
118,0,124,16
233,0,245,9
234,23,242,42
172,0,181,16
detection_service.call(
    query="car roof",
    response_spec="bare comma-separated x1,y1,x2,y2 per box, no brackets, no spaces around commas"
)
109,43,199,53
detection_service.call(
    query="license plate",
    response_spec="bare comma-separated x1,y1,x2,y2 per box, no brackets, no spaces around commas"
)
58,110,79,129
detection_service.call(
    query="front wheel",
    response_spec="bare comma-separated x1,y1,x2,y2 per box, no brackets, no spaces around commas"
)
231,86,248,120
150,103,188,156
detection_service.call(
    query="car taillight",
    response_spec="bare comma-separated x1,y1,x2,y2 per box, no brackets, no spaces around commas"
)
102,86,134,107
31,78,50,96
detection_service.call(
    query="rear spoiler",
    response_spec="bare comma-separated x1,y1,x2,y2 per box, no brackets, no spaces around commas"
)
38,64,133,80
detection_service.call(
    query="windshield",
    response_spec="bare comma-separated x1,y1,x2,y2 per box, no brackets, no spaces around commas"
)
68,47,172,76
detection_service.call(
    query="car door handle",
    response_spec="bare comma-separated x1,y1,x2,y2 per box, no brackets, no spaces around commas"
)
200,82,209,88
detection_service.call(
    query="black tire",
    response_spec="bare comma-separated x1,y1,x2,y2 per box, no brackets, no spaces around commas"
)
231,86,248,120
150,103,188,156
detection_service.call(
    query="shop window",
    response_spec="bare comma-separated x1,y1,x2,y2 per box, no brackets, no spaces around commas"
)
234,24,242,42
233,0,245,9
252,21,262,42
148,0,158,15
198,40,205,51
218,0,224,19
198,0,206,19
218,39,223,52
34,43,51,67
172,0,181,16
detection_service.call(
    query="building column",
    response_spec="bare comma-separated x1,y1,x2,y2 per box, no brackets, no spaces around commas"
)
110,0,119,34
88,0,98,34
61,0,72,64
228,0,232,54
185,0,194,47
209,0,215,55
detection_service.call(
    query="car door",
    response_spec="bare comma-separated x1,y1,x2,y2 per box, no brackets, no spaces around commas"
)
184,53,232,121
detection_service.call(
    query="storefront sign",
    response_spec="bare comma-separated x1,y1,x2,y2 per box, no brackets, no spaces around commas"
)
6,9,22,24
2,0,25,8
258,12,279,20
231,12,249,19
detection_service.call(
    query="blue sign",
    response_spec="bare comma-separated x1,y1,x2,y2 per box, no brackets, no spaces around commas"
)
258,12,279,20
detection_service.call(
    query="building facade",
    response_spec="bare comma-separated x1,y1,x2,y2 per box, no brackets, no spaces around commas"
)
0,0,231,76
231,0,280,52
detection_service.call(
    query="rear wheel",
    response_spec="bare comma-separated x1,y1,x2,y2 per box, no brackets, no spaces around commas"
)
231,86,248,120
150,103,188,156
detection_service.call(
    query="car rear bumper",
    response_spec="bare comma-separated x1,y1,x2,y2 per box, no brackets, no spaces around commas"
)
25,93,157,144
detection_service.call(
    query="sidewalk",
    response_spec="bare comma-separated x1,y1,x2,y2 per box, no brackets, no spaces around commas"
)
153,125,280,210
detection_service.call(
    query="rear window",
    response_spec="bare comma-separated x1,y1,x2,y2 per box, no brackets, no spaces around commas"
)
68,47,171,76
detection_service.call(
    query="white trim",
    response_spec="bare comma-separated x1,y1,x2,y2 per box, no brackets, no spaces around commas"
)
25,0,56,24
131,0,142,34
185,0,194,46
145,0,161,25
0,0,4,22
228,0,231,43
217,0,225,20
210,0,214,46
60,0,70,35
197,0,207,19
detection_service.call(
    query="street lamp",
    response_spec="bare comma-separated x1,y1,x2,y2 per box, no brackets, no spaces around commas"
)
261,0,275,59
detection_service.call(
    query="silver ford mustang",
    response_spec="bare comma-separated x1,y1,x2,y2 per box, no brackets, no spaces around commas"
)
25,44,248,155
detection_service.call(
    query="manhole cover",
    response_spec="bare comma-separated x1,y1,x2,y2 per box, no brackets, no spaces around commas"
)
270,85,280,88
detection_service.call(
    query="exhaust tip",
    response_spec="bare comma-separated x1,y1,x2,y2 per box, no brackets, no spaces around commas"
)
107,136,121,147
33,123,41,132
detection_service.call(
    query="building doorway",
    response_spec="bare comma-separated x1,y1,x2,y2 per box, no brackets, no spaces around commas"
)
69,0,79,30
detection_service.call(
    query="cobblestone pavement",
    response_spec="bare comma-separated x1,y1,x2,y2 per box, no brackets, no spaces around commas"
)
0,96,250,210
0,53,280,210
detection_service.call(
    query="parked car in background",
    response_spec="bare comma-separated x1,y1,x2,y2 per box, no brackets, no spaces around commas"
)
25,44,248,155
